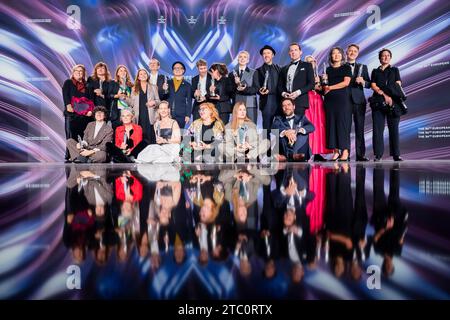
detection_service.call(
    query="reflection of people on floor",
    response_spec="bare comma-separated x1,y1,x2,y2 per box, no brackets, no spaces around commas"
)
220,165,270,229
188,169,231,264
259,185,282,279
64,168,96,263
324,163,353,278
114,170,143,262
371,165,408,277
350,165,369,280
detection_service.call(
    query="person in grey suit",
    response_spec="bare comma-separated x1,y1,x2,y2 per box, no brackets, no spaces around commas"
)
229,51,259,123
66,106,113,163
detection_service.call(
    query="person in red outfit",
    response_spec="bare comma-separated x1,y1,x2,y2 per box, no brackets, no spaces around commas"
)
106,108,147,162
304,55,333,161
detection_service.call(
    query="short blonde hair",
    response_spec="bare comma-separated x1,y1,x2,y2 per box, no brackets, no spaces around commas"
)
238,50,250,59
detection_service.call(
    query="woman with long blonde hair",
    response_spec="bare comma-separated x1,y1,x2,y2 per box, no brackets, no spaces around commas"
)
109,65,134,129
136,101,181,163
222,102,270,162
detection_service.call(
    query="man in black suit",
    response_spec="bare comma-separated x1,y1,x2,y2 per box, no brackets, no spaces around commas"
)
346,44,371,161
272,98,315,162
254,45,281,132
149,58,166,97
278,43,315,116
191,59,211,120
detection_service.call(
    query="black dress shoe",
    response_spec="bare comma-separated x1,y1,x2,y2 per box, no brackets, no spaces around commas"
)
73,156,88,163
313,154,326,162
393,156,403,162
374,156,382,162
356,156,369,162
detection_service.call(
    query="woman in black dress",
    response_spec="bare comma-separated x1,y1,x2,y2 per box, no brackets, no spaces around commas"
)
323,47,352,161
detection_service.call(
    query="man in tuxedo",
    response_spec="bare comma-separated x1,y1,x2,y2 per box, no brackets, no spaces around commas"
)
278,43,315,116
149,58,166,97
229,50,259,123
272,98,315,162
66,106,113,163
191,59,211,120
254,45,281,132
346,44,371,161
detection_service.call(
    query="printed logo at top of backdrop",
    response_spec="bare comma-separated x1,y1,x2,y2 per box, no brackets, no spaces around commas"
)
0,0,449,161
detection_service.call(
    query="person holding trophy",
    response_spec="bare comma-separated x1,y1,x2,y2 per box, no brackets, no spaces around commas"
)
272,98,315,162
191,59,211,121
229,51,259,123
136,101,181,163
346,44,371,161
322,47,352,161
160,61,192,130
278,43,315,116
254,45,281,132
222,102,269,162
304,55,333,161
127,68,160,144
109,65,133,130
208,63,233,124
66,106,113,163
87,62,112,111
62,64,94,142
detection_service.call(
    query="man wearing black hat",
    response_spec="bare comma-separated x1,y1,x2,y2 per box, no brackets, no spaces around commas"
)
278,43,315,116
254,45,282,134
161,61,192,130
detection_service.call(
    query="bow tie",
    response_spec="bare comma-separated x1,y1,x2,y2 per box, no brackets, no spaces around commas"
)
286,116,295,121
348,62,355,66
290,61,299,66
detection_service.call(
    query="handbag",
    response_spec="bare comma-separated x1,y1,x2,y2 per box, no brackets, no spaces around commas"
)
71,96,95,115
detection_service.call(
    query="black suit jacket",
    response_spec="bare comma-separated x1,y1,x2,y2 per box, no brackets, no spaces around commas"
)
161,79,192,119
153,74,166,98
191,74,212,109
347,63,371,105
206,76,233,114
278,61,314,112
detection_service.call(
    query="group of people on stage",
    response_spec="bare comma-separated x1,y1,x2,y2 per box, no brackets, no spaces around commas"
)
62,43,406,163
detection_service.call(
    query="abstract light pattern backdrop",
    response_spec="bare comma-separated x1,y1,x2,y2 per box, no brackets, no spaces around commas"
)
0,0,449,162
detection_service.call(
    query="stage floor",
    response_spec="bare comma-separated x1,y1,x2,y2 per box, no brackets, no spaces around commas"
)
0,161,449,299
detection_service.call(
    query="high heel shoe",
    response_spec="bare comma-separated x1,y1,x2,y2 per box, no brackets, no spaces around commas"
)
338,157,349,162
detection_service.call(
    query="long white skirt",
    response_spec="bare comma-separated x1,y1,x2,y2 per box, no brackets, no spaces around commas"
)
136,143,180,163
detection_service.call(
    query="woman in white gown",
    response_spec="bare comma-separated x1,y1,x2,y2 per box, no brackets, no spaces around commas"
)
136,101,181,163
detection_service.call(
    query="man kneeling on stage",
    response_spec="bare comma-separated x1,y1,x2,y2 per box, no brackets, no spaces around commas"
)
272,98,315,162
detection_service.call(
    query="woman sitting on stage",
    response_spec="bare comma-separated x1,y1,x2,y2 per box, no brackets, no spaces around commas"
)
185,102,225,163
106,108,148,163
136,101,181,163
222,102,269,162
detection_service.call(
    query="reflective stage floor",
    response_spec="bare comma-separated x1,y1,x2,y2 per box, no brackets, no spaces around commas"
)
0,161,449,299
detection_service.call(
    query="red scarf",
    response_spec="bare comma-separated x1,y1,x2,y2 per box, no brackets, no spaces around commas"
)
72,77,86,93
